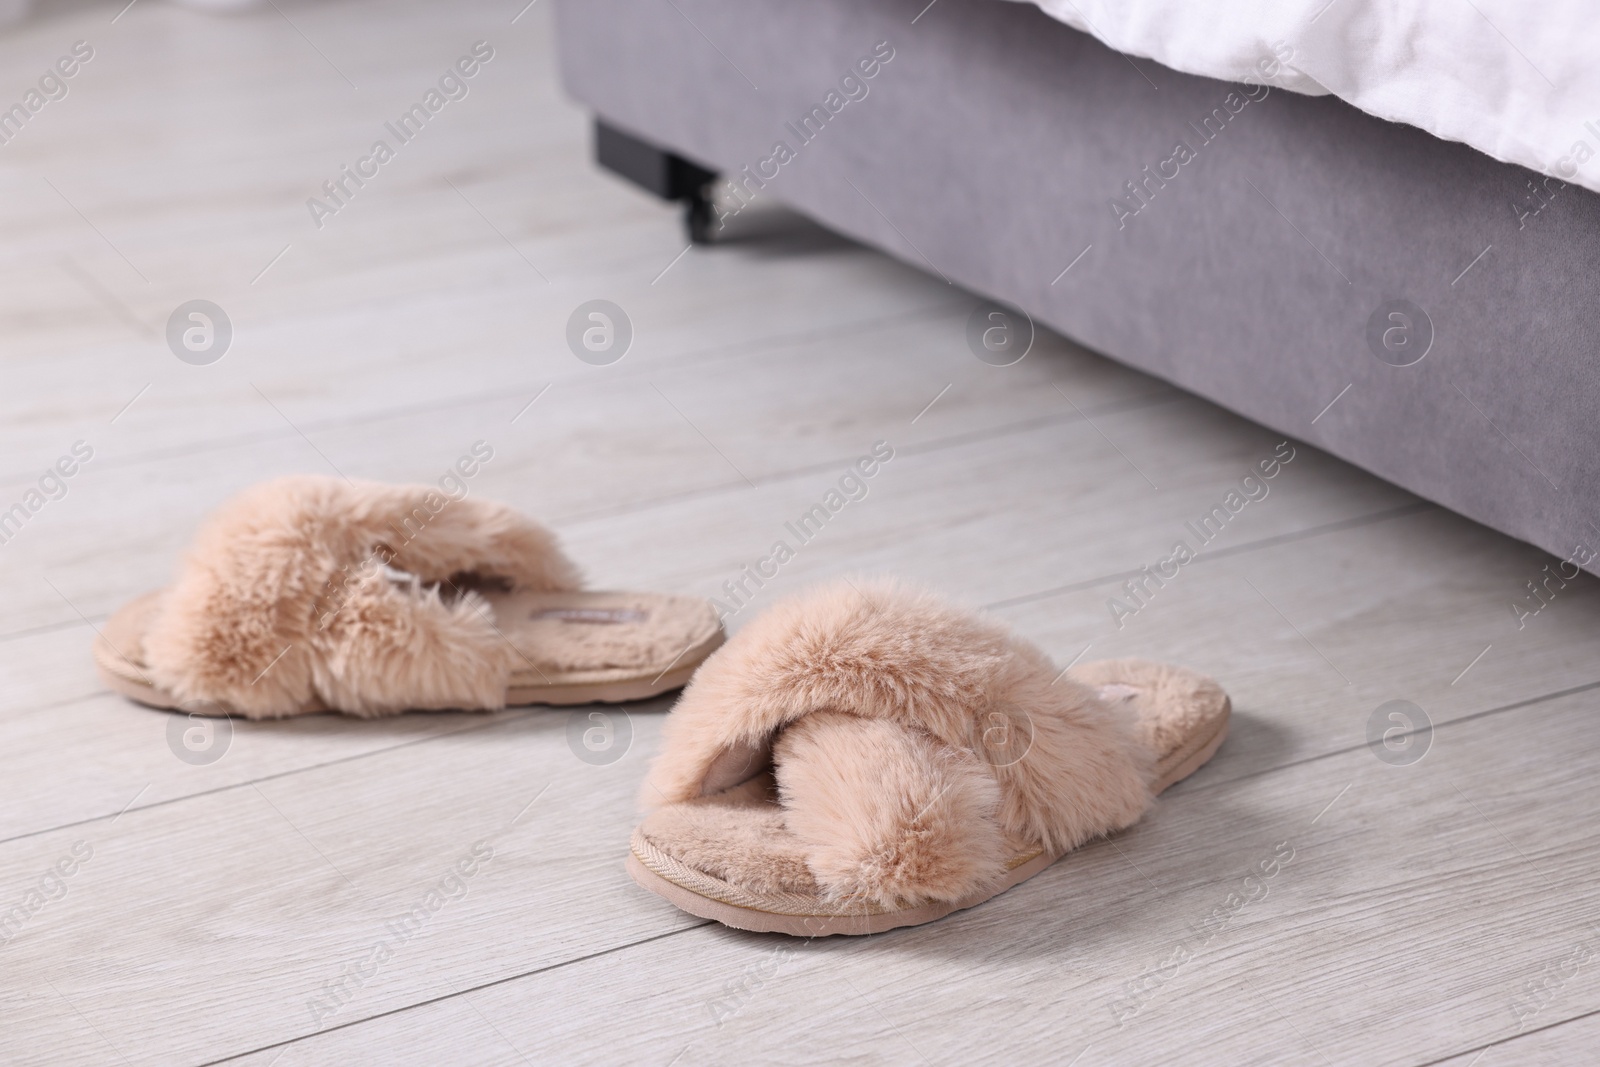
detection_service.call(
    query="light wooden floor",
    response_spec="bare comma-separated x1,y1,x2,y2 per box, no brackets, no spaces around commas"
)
2,1,1598,1064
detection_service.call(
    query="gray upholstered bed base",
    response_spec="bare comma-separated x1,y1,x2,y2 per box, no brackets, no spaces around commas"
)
554,0,1600,574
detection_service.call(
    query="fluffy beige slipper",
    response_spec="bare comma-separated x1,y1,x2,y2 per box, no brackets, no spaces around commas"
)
93,476,723,719
627,579,1229,936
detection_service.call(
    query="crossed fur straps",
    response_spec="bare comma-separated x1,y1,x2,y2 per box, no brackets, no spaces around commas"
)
141,475,581,717
641,579,1158,907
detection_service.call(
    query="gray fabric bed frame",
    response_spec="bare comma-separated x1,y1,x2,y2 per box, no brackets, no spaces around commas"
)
554,0,1600,575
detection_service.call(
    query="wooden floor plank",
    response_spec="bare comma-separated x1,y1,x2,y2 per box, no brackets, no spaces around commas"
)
0,0,960,484
0,321,1161,631
993,505,1600,790
0,705,687,1066
4,499,1597,1059
211,689,1600,1067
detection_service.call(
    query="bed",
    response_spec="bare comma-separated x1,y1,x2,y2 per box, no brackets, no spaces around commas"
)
553,0,1600,576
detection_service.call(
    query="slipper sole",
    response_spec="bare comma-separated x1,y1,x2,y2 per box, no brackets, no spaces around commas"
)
96,633,722,714
627,835,1056,937
94,590,725,716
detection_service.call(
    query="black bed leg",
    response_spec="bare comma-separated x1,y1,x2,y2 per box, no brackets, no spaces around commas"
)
683,188,715,244
593,119,719,243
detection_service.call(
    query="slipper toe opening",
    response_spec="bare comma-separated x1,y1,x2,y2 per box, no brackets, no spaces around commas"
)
636,774,822,898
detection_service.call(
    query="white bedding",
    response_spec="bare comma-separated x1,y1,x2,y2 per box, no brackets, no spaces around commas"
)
1012,0,1600,196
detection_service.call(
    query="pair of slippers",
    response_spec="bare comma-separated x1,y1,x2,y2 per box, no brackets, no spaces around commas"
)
95,476,1230,936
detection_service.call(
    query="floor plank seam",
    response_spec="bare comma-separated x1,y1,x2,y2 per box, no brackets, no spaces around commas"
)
982,500,1437,611
0,387,1187,646
1169,676,1600,799
0,300,966,496
0,613,110,646
1409,1004,1600,1067
193,920,715,1067
0,708,543,849
0,354,1173,648
5,668,1596,890
0,455,1402,664
549,387,1185,528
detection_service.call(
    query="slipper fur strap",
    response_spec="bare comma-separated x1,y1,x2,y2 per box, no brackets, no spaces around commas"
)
141,475,581,717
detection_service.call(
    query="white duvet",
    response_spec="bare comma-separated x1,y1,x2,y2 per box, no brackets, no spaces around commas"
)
1012,0,1600,196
